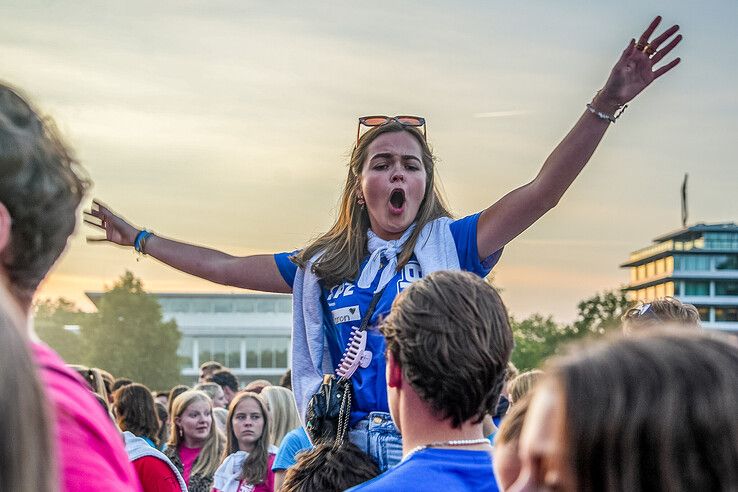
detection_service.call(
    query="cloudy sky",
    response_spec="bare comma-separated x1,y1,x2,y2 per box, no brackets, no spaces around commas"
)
4,0,737,321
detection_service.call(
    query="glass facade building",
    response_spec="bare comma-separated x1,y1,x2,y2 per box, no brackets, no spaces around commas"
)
621,223,738,331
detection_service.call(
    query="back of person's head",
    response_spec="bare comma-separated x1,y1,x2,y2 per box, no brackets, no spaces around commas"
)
621,297,701,333
279,369,292,390
199,360,223,381
381,270,514,427
155,401,169,447
69,365,110,411
224,392,271,485
112,377,133,393
212,406,228,433
208,369,239,393
243,378,271,394
0,83,90,309
168,390,223,477
113,383,160,447
99,369,115,400
167,384,189,417
508,370,543,405
194,382,223,404
262,386,300,447
531,331,738,492
493,394,532,490
281,442,380,492
0,292,55,492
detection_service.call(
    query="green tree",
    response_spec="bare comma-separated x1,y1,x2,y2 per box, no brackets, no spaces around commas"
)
34,298,91,364
509,289,632,371
83,271,181,390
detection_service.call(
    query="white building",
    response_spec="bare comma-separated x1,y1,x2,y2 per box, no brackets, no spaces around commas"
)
87,292,292,385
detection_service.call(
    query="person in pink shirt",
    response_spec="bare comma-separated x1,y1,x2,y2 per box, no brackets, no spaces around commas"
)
0,82,141,491
165,390,225,492
213,392,278,492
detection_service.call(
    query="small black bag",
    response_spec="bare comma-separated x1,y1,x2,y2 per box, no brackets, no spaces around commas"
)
305,288,385,445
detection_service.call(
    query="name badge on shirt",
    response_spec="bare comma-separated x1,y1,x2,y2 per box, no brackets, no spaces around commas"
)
332,305,361,325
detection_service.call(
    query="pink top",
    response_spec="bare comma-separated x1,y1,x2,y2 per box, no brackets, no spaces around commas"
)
179,445,202,485
31,342,141,492
213,454,276,492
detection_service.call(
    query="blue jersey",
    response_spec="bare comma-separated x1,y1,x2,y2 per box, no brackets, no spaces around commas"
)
274,213,502,424
272,426,312,471
347,448,500,492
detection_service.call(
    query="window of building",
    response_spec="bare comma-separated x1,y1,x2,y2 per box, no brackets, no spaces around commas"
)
631,268,638,283
715,281,738,296
198,337,241,368
674,255,710,271
655,284,666,298
715,307,738,322
178,338,194,370
646,262,655,278
245,337,290,369
665,256,674,274
697,307,710,322
705,232,738,250
637,265,646,280
684,281,710,296
655,259,666,275
213,299,233,313
665,282,675,297
234,300,255,312
646,286,655,300
715,255,738,270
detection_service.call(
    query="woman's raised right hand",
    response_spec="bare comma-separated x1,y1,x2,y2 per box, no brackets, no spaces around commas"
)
84,199,140,246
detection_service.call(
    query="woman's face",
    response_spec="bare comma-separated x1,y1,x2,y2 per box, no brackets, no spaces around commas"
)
360,131,427,240
232,397,265,452
508,382,574,492
213,386,228,409
176,399,212,447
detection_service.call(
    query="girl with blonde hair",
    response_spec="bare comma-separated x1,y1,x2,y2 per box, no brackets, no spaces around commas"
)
263,386,301,447
165,390,224,492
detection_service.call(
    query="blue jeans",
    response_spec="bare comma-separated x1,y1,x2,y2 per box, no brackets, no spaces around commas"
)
348,411,403,472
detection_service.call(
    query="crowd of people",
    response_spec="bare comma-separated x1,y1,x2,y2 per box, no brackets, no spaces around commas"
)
3,13,738,492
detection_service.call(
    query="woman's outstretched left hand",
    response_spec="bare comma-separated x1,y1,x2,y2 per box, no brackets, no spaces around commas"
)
599,16,682,107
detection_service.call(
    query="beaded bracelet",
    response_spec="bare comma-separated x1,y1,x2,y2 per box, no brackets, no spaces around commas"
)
586,102,628,123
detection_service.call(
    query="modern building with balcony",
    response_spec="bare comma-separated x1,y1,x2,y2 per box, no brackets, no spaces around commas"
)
620,223,738,332
87,292,292,385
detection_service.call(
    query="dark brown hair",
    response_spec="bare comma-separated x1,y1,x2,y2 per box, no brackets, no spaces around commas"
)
208,369,239,393
224,392,271,485
281,442,380,492
114,383,161,447
381,270,514,427
293,122,452,288
0,83,90,307
549,331,738,492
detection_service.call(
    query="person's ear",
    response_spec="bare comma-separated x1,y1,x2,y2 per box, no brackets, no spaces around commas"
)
0,202,11,254
387,351,403,389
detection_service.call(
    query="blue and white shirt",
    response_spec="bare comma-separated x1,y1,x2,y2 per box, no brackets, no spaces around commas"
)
274,212,502,425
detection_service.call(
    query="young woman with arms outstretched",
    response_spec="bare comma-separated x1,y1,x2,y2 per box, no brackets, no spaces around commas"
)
87,17,681,470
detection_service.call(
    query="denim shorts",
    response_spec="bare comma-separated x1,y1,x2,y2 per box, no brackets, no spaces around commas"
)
348,411,403,472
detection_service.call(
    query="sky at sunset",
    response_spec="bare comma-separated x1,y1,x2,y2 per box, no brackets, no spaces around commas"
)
3,0,737,322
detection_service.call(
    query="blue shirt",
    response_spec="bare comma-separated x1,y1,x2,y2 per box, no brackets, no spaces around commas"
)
272,426,313,471
275,213,502,424
347,448,500,492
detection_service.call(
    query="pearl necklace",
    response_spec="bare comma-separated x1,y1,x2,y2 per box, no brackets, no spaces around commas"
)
403,437,492,462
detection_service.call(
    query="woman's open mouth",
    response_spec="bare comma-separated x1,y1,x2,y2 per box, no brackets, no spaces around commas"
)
389,189,406,215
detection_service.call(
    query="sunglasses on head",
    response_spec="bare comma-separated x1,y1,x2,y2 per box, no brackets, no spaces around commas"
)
626,303,661,321
356,115,426,146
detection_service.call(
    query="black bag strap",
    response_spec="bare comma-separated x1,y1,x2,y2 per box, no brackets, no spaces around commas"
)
358,286,388,333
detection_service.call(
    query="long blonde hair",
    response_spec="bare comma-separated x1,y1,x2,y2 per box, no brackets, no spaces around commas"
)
168,390,224,478
294,122,452,288
262,386,301,447
0,293,56,492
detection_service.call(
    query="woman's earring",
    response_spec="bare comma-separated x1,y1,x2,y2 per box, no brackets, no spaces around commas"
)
178,426,183,438
357,195,365,208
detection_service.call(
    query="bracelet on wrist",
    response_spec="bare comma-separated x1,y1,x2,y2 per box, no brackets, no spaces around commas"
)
133,229,154,254
587,91,628,123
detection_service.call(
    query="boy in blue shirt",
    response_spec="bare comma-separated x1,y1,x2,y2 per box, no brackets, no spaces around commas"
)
348,270,513,491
